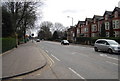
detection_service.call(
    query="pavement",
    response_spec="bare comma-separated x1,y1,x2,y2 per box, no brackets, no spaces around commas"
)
2,41,47,79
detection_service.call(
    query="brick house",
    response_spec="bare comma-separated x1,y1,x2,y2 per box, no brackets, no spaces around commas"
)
67,26,76,42
67,7,120,40
112,7,120,37
100,11,112,37
81,18,92,37
91,15,103,37
76,21,85,37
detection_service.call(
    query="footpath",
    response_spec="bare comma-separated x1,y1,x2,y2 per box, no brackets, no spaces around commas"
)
2,41,47,79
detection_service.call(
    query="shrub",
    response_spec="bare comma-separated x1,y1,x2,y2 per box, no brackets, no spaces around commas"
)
2,38,16,53
76,37,91,44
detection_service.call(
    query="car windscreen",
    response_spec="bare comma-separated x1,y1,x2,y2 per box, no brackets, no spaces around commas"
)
63,40,69,43
107,40,119,45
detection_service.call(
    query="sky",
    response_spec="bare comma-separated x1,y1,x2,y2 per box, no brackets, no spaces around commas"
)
31,0,120,36
39,0,120,27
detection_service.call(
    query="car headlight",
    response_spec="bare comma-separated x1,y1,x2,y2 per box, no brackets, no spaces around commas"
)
114,47,118,50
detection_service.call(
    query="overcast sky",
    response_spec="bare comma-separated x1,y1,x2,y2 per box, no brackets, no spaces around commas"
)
39,0,120,27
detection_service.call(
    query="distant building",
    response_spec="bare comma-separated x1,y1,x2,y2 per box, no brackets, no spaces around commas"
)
67,26,76,42
103,11,112,37
91,15,103,37
112,7,120,37
67,7,120,41
76,21,85,37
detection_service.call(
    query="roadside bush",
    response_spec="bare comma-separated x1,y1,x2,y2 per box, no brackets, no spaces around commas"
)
76,37,91,45
2,38,16,53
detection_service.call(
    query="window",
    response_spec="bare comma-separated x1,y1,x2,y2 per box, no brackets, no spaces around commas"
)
112,20,115,29
105,22,109,30
96,40,106,44
92,24,97,32
96,40,102,44
116,20,119,29
85,28,88,32
113,20,120,29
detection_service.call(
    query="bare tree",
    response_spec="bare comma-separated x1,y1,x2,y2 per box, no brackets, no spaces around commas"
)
51,22,64,32
2,1,43,42
38,21,53,40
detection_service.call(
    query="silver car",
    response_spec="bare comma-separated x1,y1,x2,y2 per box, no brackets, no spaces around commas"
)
94,39,120,54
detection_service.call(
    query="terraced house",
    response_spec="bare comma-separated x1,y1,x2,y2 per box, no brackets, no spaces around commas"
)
67,7,120,42
112,7,120,37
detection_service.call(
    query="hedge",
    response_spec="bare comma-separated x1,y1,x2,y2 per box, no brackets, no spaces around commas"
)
2,38,16,53
76,37,120,45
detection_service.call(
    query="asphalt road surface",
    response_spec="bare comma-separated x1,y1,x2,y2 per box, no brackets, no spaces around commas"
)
15,41,119,80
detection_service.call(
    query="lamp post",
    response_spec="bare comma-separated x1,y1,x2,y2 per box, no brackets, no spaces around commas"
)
67,16,76,43
67,16,73,26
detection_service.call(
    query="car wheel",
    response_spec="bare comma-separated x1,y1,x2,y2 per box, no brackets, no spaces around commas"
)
108,49,113,54
94,47,98,52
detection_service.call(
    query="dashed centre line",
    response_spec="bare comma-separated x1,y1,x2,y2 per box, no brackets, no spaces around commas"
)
100,54,118,60
51,54,60,61
106,56,118,60
68,67,85,80
106,61,118,66
46,50,49,53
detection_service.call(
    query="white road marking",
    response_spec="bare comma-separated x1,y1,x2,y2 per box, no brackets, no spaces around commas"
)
37,74,41,76
106,56,118,61
46,50,49,53
100,54,107,57
106,61,118,66
51,54,60,61
80,54,88,57
100,54,118,60
71,52,77,55
82,47,87,49
68,67,85,79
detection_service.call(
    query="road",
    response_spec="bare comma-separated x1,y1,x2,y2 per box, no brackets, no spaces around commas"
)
15,41,119,80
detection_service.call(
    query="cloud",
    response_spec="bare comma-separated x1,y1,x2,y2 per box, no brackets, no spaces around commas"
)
62,9,78,13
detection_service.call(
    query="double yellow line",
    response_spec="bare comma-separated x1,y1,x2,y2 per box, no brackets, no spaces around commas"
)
37,46,54,67
44,51,54,67
34,42,55,67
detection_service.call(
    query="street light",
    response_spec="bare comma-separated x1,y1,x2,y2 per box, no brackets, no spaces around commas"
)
67,16,73,26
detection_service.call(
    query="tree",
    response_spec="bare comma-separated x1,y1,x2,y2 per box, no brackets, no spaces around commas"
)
38,21,53,40
2,6,13,37
2,1,43,42
51,22,64,32
100,22,106,37
52,31,59,40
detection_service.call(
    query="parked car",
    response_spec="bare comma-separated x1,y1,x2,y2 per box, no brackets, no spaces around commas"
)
94,39,120,54
36,39,40,42
61,40,69,45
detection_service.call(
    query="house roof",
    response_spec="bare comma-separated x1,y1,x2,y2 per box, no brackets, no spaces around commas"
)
103,11,112,16
85,18,92,22
78,21,85,25
113,7,120,13
92,15,103,21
